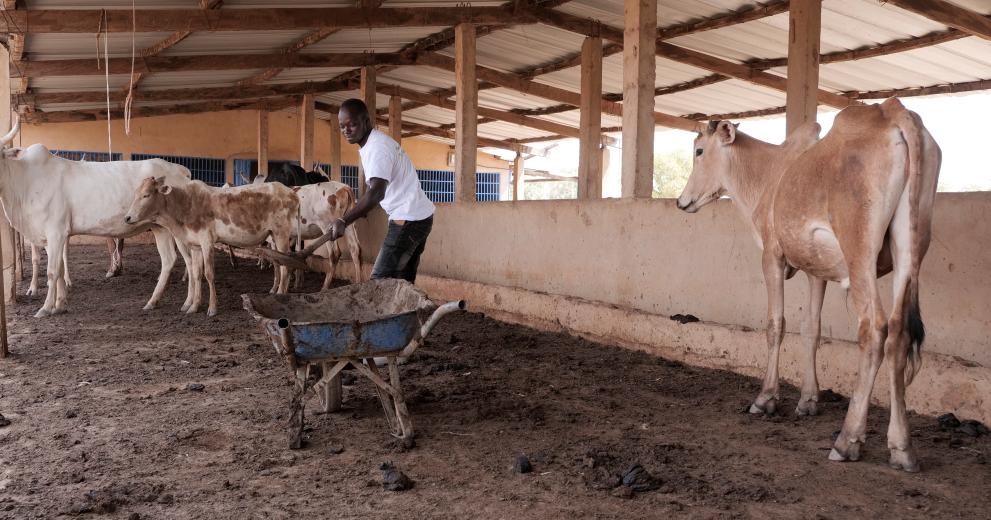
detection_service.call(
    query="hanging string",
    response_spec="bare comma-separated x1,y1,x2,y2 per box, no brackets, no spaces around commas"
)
123,0,136,135
101,10,113,158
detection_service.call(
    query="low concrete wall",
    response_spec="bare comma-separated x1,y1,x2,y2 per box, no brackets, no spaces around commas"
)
344,194,989,422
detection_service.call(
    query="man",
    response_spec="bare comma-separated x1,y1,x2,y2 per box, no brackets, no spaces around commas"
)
296,98,435,283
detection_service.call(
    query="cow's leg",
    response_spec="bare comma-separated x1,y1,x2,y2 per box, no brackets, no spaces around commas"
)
829,265,887,464
272,234,292,294
61,241,72,288
144,228,178,310
105,238,123,278
345,225,362,283
186,248,204,314
27,243,40,296
201,240,219,316
796,274,827,416
318,238,340,291
884,198,921,472
751,252,787,415
37,234,67,317
174,238,195,312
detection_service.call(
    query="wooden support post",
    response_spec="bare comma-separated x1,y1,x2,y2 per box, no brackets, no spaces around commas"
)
454,23,478,203
224,160,234,185
388,95,403,143
0,43,10,357
786,0,822,135
512,147,525,201
578,36,603,200
257,110,269,177
329,113,342,182
300,93,315,170
359,66,377,192
621,0,657,199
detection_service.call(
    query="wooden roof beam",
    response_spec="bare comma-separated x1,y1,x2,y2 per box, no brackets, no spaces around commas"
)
23,96,301,124
0,7,535,33
14,53,414,78
884,0,991,41
532,8,856,110
416,53,700,132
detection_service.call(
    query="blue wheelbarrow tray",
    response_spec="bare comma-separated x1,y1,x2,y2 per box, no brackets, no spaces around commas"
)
241,279,466,448
243,278,442,361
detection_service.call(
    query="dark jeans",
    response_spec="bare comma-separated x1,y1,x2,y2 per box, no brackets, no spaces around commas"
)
371,215,433,283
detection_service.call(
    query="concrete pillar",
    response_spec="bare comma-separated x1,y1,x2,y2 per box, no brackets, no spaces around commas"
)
329,113,342,182
300,93,315,170
578,36,603,200
786,0,822,135
454,23,478,203
257,111,269,176
621,0,657,199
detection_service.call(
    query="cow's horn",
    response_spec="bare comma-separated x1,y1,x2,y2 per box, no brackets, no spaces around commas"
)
0,115,20,148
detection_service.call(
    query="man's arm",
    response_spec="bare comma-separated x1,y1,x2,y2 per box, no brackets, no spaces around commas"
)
297,178,388,257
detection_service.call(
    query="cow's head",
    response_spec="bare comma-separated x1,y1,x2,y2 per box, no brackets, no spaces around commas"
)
124,176,170,224
676,120,737,213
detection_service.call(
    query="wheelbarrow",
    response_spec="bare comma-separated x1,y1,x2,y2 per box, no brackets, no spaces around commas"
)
242,278,466,449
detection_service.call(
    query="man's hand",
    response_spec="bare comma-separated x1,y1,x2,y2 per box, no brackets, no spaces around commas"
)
329,218,347,242
293,219,347,259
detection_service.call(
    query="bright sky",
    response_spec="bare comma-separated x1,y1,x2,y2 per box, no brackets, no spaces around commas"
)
654,92,991,192
509,92,991,193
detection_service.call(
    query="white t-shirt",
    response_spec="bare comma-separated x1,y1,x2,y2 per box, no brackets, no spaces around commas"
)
359,129,436,221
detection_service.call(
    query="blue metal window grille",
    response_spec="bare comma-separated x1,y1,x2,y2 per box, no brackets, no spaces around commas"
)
416,169,455,203
341,165,360,194
132,153,226,187
476,172,501,202
51,150,122,162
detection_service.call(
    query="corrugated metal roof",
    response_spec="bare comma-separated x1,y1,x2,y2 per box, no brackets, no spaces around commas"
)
16,0,991,150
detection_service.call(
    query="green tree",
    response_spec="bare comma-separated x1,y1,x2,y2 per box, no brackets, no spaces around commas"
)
652,149,692,199
525,180,577,200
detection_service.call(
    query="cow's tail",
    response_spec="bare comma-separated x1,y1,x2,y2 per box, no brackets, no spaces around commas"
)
885,98,930,386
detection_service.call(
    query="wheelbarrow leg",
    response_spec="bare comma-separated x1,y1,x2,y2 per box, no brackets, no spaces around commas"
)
361,359,400,436
387,357,414,440
288,364,311,450
319,361,343,413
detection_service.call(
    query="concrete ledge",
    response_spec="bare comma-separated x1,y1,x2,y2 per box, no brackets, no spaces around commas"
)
414,274,991,425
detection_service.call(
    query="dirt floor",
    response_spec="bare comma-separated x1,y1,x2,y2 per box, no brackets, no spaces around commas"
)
0,245,988,519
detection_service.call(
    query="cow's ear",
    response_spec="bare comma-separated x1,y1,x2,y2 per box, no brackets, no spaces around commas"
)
716,121,736,145
158,184,172,195
155,176,166,185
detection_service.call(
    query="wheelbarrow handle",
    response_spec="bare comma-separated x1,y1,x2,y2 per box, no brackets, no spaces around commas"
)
399,300,467,358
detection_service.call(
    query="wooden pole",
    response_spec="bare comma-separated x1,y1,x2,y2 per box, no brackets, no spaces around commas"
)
454,23,478,203
0,43,10,358
300,93,315,170
578,35,603,200
388,95,403,143
257,110,269,176
359,66,377,194
329,113,342,182
512,147,524,201
621,0,657,199
786,0,822,135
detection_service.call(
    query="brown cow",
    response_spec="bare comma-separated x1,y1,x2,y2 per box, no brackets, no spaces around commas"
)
293,181,363,290
676,98,940,471
125,177,299,316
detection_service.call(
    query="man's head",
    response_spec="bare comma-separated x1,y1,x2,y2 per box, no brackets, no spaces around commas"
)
339,99,373,146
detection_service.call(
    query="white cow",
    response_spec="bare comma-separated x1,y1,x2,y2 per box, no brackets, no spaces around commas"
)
0,119,192,317
293,181,363,289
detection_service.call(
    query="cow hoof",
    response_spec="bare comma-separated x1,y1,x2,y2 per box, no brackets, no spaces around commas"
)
185,307,198,315
180,303,190,312
889,449,919,472
749,396,777,415
207,309,218,317
795,399,819,417
26,288,36,296
143,303,156,311
34,308,50,318
829,440,862,462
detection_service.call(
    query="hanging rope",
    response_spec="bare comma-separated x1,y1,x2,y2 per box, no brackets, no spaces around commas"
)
123,0,136,135
100,10,113,158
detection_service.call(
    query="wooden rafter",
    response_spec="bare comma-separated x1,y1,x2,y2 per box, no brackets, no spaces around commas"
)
23,96,301,124
532,7,856,110
884,0,991,41
0,7,534,33
14,53,413,78
24,76,354,105
658,0,790,39
844,78,991,100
